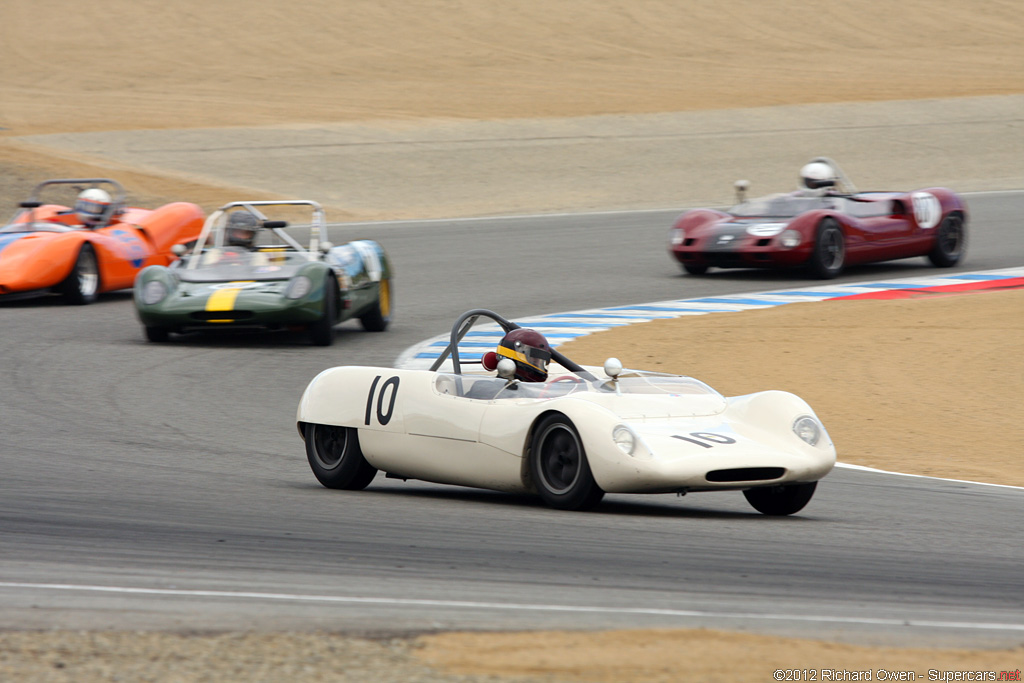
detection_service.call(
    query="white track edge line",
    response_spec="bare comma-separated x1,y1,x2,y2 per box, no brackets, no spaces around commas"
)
835,463,1024,490
0,582,1021,632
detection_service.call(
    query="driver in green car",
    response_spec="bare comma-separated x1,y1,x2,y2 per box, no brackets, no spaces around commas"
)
225,211,260,249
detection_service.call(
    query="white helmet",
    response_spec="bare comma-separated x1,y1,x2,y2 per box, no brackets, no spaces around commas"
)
74,188,112,227
799,161,838,191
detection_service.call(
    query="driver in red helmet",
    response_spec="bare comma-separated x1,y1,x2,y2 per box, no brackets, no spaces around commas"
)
494,328,552,382
468,328,552,399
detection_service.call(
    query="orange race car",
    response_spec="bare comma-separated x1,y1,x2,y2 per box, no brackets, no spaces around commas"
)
0,178,204,304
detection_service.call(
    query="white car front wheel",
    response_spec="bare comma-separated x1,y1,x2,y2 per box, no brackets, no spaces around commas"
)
743,481,817,516
529,415,604,511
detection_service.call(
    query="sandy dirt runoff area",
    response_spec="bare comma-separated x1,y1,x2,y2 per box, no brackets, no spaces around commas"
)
1,0,1022,681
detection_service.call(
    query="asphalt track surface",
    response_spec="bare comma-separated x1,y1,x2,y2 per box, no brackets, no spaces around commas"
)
1,192,1022,647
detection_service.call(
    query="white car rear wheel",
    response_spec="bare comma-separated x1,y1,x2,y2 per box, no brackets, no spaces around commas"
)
304,423,376,490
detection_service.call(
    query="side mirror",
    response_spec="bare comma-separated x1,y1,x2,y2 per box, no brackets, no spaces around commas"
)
496,357,517,380
319,241,334,253
734,179,750,203
603,357,623,379
171,243,187,256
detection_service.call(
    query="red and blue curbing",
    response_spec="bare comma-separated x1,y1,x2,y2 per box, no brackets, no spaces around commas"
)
397,267,1024,370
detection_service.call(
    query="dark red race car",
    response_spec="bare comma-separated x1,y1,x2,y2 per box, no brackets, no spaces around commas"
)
667,158,967,278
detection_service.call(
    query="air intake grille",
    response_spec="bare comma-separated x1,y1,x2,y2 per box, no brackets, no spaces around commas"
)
190,310,255,321
706,467,785,483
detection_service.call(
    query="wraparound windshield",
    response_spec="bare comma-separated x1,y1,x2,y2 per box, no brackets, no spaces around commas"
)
730,194,837,218
435,371,721,400
1,222,78,234
179,248,311,282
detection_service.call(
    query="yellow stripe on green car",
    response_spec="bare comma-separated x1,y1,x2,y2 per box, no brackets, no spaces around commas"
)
206,282,252,322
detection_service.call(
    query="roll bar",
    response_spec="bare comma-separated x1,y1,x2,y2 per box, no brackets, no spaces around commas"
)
811,156,858,195
429,309,596,380
18,178,126,229
186,199,327,269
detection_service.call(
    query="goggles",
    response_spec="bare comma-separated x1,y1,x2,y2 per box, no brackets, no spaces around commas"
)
498,342,551,374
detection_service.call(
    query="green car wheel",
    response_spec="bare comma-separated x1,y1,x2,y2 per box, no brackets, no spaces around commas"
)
308,280,336,346
145,326,170,343
360,278,392,332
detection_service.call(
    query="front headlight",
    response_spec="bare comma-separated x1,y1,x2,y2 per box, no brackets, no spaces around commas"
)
613,425,636,455
669,228,685,246
792,415,822,446
779,230,802,249
285,275,312,300
141,280,167,305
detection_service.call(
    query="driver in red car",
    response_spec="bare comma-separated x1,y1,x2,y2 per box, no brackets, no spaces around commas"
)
797,160,840,197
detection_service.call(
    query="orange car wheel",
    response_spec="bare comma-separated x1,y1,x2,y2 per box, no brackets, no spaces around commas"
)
60,243,100,305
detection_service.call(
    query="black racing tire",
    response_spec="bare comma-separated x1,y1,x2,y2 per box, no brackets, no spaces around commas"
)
304,423,377,490
529,415,604,510
743,481,817,516
359,278,392,332
60,243,100,304
145,326,170,343
308,278,337,346
927,213,966,268
808,219,845,279
683,264,709,275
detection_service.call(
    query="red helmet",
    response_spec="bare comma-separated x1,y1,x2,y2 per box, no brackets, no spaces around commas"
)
496,328,551,382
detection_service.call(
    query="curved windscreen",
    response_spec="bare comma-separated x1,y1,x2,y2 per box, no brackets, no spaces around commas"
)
612,373,720,396
730,194,836,218
434,370,721,401
179,248,311,282
0,222,77,234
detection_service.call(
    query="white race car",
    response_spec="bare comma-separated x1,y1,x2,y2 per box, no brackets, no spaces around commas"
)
296,310,836,514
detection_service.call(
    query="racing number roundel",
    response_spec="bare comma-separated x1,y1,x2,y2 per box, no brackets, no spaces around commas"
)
911,192,941,229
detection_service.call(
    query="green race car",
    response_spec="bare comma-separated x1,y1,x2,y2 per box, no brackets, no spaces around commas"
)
134,200,392,345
